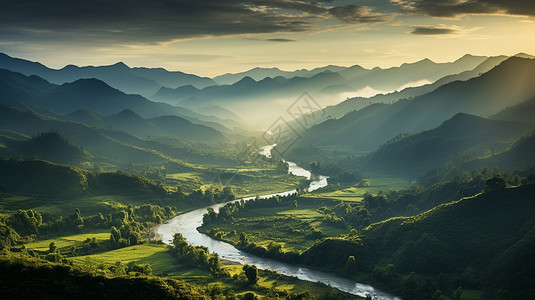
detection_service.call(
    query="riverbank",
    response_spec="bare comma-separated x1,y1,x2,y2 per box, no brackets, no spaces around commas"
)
155,144,399,299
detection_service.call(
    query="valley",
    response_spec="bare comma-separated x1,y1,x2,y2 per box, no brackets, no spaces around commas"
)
1,49,535,300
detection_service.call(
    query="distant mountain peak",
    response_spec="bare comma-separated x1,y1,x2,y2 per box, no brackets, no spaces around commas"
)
514,52,535,59
112,109,143,120
67,109,102,119
62,64,78,70
235,76,256,85
414,58,435,65
447,112,482,122
65,78,112,89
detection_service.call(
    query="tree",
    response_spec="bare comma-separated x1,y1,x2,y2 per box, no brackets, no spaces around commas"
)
453,287,463,300
243,292,258,300
239,232,248,245
49,242,57,254
172,233,188,254
345,255,356,273
484,175,507,192
243,265,258,284
110,226,121,247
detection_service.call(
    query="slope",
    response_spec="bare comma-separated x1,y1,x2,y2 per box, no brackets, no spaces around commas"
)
301,182,535,298
0,52,215,97
0,69,234,134
290,55,509,130
7,131,92,165
491,95,535,124
359,113,535,177
294,57,535,153
463,130,535,170
0,104,168,165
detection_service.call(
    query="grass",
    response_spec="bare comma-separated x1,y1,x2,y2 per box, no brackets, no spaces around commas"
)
20,218,358,298
201,178,412,254
69,242,356,297
166,172,203,180
70,242,212,282
32,195,128,215
305,177,412,202
165,172,205,193
203,172,304,199
223,265,357,298
202,199,348,252
460,289,483,300
0,193,133,216
0,195,38,211
165,163,305,198
25,229,110,251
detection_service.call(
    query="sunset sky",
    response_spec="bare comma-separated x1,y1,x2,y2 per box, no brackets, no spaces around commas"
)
1,0,534,76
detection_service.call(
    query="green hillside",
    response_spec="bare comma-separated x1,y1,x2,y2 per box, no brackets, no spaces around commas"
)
0,104,178,165
291,57,535,154
359,113,535,177
464,130,535,170
301,181,535,298
0,159,168,202
491,96,535,124
8,131,92,164
0,255,211,299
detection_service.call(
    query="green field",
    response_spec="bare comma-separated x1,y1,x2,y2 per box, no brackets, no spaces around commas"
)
26,230,111,252
305,177,412,202
70,243,210,279
202,199,348,252
460,289,484,300
224,264,355,298
64,237,356,297
165,163,305,198
0,193,141,216
204,173,304,199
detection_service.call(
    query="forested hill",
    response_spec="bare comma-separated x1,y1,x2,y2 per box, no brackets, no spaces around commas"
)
0,159,167,200
0,255,211,299
300,180,535,299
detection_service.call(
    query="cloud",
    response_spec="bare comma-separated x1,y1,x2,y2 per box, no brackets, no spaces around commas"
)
329,5,389,24
391,0,535,18
0,0,317,44
265,38,298,42
0,0,396,46
410,25,458,35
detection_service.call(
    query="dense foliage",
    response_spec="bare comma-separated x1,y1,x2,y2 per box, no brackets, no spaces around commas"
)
301,181,535,299
0,253,211,299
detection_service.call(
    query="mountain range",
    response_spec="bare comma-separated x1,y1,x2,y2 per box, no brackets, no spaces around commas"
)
359,113,535,177
0,68,238,133
289,57,535,154
151,55,493,119
1,51,506,126
0,104,234,169
293,55,511,127
0,52,215,98
2,51,535,179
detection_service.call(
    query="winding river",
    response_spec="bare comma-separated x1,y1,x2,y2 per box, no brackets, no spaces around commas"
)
156,145,399,299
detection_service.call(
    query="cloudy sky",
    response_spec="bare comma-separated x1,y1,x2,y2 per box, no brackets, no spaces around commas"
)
1,0,534,76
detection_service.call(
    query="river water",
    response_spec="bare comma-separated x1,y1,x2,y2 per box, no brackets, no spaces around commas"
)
156,145,399,299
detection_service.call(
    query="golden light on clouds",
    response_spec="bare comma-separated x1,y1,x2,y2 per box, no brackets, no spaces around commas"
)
0,1,533,76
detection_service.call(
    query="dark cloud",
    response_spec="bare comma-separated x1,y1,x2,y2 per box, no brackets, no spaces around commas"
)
392,0,535,17
0,0,391,45
329,5,388,23
410,26,457,35
265,38,298,42
0,0,316,44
